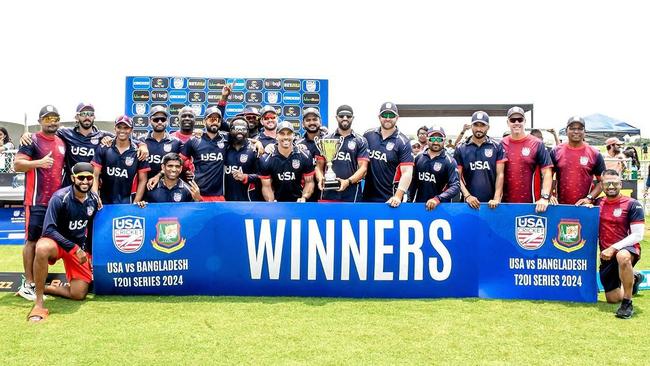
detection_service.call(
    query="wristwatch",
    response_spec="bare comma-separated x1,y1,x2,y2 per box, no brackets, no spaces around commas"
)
540,193,551,200
586,194,594,201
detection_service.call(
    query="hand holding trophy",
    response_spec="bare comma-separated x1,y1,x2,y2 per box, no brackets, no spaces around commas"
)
315,136,344,190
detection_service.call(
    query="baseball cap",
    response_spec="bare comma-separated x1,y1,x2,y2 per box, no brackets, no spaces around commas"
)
336,105,354,116
427,126,446,137
506,106,525,118
114,115,133,128
260,105,278,117
471,111,490,125
76,102,95,113
379,102,399,116
71,162,94,175
410,140,421,147
302,107,320,120
178,106,196,117
39,105,59,119
566,116,585,127
204,106,222,118
241,106,260,116
605,137,623,146
276,121,295,133
149,105,169,117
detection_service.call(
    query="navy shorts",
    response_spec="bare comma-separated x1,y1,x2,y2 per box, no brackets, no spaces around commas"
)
25,205,47,242
599,248,639,292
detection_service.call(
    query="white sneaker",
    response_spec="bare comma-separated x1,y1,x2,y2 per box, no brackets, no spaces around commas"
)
15,278,47,301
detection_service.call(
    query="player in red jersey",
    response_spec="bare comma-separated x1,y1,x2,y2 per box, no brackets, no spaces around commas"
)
596,169,645,319
13,105,66,300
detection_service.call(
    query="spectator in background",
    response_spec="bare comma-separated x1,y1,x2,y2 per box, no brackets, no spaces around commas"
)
445,139,456,156
410,140,422,156
642,143,648,160
623,146,640,170
416,126,428,146
604,137,626,175
0,127,14,152
454,123,471,147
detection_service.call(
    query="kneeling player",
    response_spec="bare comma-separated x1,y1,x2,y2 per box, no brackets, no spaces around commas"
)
28,163,99,322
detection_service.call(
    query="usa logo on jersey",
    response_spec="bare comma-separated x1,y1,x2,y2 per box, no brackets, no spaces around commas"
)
521,147,531,157
292,159,300,169
484,148,493,158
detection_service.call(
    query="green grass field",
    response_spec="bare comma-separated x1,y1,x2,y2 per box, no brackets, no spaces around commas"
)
2,237,649,365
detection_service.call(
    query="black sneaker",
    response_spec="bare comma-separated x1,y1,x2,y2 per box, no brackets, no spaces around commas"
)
616,299,634,319
633,271,645,296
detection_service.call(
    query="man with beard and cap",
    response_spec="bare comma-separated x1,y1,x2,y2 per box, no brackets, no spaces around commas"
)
224,117,262,201
318,105,368,202
409,127,460,210
500,106,554,213
14,105,67,301
237,106,262,139
26,162,100,322
92,116,150,205
595,169,645,319
259,121,315,202
258,105,279,148
296,107,324,202
604,137,627,175
363,102,414,207
172,84,232,142
137,153,202,205
454,111,506,209
551,116,605,205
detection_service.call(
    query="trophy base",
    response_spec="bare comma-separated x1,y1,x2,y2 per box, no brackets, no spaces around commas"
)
323,180,341,191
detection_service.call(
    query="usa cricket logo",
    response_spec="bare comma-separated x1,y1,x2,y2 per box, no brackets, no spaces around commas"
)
112,216,145,253
515,215,547,250
552,219,586,252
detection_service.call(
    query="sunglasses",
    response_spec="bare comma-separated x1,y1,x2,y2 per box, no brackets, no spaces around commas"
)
232,126,248,133
206,116,221,121
428,136,444,143
78,111,94,117
42,116,60,123
74,174,94,182
603,181,621,187
380,112,397,119
337,114,352,119
152,117,167,123
509,117,524,123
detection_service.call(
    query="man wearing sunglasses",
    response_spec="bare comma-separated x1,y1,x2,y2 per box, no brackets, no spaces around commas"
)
171,84,231,143
297,107,325,202
597,169,645,319
237,106,261,139
14,105,67,301
27,162,99,322
258,105,279,149
363,102,414,207
224,118,262,201
551,116,605,205
318,105,368,202
454,111,506,209
409,127,460,210
501,106,553,213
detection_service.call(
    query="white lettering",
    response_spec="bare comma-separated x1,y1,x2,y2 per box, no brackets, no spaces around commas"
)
307,220,335,280
341,220,368,280
374,220,394,280
399,220,424,280
428,219,452,280
245,219,284,280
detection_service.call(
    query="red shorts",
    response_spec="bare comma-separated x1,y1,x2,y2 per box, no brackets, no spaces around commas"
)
201,195,225,202
40,238,93,283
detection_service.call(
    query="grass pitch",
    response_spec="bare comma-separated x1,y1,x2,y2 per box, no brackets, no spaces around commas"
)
1,240,649,365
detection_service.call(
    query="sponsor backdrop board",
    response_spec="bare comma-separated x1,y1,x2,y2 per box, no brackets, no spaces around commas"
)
0,208,25,245
93,203,599,302
125,76,328,136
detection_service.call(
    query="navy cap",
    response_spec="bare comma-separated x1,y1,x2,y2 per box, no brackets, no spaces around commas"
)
276,121,295,133
241,106,260,116
427,126,446,138
39,105,59,119
302,107,321,120
506,106,525,118
260,105,278,117
566,115,585,127
336,105,354,116
379,102,399,116
471,111,489,125
114,115,133,128
204,106,222,118
149,105,169,117
76,102,95,113
71,162,94,175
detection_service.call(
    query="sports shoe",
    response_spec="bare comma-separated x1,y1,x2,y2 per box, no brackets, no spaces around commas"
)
16,280,36,301
615,299,634,319
633,271,645,296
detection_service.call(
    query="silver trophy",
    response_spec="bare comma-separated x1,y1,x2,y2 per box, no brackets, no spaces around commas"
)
315,136,344,190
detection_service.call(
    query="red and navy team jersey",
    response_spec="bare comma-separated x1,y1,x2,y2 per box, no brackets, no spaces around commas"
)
17,132,66,207
409,150,460,203
92,140,151,204
501,134,553,203
224,141,261,202
141,132,184,178
145,179,194,203
57,126,110,185
362,128,414,202
296,134,323,202
454,138,507,202
181,133,229,197
320,130,369,202
42,185,99,254
550,143,605,204
259,147,315,202
170,130,192,144
257,132,277,148
598,196,644,254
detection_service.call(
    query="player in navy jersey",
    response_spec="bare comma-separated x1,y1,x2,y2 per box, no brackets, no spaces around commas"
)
171,84,230,143
225,118,261,201
409,127,460,210
318,105,368,202
91,116,150,205
550,116,605,205
28,162,99,322
258,105,279,148
137,153,201,205
296,107,324,202
362,102,414,207
454,111,506,209
596,170,645,318
500,106,553,212
259,121,315,202
238,106,261,139
14,105,67,301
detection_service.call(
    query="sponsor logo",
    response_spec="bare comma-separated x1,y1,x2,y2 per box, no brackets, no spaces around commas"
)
133,116,148,127
613,208,622,217
172,77,185,89
208,78,226,90
163,143,172,152
283,92,301,105
151,90,169,102
134,103,148,115
348,140,356,150
207,92,221,103
246,92,262,104
240,154,248,163
170,117,180,127
86,206,94,216
173,192,182,202
246,79,263,90
188,78,206,90
433,162,442,172
190,91,206,103
283,79,301,90
484,148,493,158
132,77,151,90
302,93,320,105
112,216,145,253
132,130,148,140
285,120,300,131
552,219,586,252
264,79,282,90
151,218,186,254
303,80,319,92
151,77,169,89
228,92,245,103
283,105,299,117
169,104,185,115
225,103,245,116
266,91,281,104
191,104,203,116
580,156,588,165
515,215,547,250
386,142,394,151
272,105,282,115
292,159,300,169
169,90,188,103
125,157,135,167
227,78,246,91
521,147,531,157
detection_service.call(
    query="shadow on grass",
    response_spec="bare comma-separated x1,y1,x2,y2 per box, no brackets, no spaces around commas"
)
0,292,84,315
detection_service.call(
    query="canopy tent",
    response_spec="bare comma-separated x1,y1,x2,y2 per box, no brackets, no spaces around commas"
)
559,113,640,144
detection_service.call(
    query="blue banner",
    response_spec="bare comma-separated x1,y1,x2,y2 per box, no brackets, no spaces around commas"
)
92,203,599,302
0,207,25,245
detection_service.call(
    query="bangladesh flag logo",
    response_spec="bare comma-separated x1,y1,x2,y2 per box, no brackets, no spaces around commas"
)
151,218,186,254
552,219,585,253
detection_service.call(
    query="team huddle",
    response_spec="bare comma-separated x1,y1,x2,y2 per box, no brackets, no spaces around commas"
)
13,94,645,321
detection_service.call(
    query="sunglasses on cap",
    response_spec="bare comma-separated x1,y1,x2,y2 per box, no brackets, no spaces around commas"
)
428,136,444,143
509,117,524,123
380,112,397,119
152,117,167,123
78,111,94,117
74,174,94,182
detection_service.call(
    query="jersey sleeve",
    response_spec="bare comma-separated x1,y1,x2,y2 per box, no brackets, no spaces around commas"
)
302,151,315,176
594,152,606,178
180,139,194,161
137,156,151,172
496,143,507,163
258,155,271,179
91,146,107,169
42,196,78,253
549,147,558,169
536,142,553,169
357,137,369,161
628,200,645,225
453,147,463,167
17,138,37,159
398,138,414,164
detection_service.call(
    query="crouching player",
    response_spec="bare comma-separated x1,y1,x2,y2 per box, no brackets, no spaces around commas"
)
28,162,99,322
